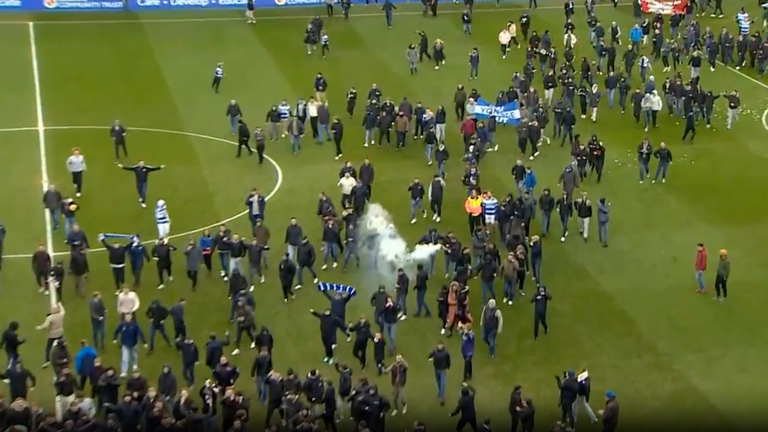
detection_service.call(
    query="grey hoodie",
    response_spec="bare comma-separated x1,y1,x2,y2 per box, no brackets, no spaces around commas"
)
559,166,579,194
406,48,418,64
597,201,610,223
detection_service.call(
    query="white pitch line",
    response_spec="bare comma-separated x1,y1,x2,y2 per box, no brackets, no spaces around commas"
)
0,2,628,25
28,22,58,307
1,126,284,259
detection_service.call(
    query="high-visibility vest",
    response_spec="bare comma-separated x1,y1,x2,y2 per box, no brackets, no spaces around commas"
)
464,197,482,216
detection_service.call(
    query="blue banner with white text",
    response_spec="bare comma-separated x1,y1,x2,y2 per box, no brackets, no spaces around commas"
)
0,0,123,10
127,0,330,10
474,98,522,126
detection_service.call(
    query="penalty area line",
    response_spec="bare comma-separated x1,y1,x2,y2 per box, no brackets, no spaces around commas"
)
0,125,284,259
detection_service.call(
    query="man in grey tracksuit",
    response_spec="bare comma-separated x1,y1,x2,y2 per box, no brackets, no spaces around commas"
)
597,198,610,247
558,165,580,200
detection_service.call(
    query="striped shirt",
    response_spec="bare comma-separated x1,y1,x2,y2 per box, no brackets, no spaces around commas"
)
321,34,329,46
736,12,751,34
155,201,170,224
317,282,357,296
214,66,223,79
481,197,499,217
66,155,86,173
278,103,291,120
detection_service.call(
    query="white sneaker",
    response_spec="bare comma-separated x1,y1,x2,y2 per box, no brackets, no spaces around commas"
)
364,143,369,147
640,180,644,184
652,180,656,184
250,342,256,349
332,262,338,268
231,349,240,356
436,217,441,222
223,276,228,282
494,144,499,151
141,203,147,208
157,284,165,290
371,140,375,145
169,276,173,281
432,214,437,221
334,156,341,161
422,210,427,218
435,66,439,70
391,410,398,416
529,155,535,161
402,405,407,414
76,192,81,197
321,264,328,270
410,218,417,224
249,285,255,292
560,237,565,243
260,276,265,283
295,284,302,290
440,328,445,335
533,151,540,157
662,179,666,184
132,365,138,371
400,315,407,321
313,278,319,283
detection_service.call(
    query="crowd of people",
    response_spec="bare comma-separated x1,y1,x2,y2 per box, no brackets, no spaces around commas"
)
2,0,756,431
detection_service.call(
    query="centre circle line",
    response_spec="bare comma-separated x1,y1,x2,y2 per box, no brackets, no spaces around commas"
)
0,125,283,258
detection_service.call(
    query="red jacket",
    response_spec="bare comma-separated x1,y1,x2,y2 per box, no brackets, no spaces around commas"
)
460,119,476,136
695,249,707,271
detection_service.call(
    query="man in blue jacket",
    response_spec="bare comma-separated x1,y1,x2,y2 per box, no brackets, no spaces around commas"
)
74,339,97,390
112,313,147,378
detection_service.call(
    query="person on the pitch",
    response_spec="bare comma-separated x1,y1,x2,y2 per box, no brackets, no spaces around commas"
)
237,119,254,158
117,160,165,208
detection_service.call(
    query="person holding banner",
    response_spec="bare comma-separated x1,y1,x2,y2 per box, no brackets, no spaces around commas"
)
318,282,356,322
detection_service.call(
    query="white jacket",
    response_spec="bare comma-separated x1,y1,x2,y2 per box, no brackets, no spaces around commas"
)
117,291,140,314
650,93,663,111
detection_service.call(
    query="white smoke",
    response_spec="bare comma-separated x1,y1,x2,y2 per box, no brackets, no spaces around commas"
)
358,203,443,284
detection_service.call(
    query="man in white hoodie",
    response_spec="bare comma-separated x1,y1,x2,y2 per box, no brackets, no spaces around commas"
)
116,286,140,320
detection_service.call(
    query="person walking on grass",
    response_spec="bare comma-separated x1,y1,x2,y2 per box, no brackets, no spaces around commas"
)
714,249,730,302
695,243,707,293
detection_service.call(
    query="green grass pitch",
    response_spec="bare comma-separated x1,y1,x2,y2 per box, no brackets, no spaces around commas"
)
0,1,768,429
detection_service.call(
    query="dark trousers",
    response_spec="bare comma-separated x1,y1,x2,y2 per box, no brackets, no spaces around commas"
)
256,145,265,164
187,270,198,290
310,117,319,138
281,282,293,300
148,323,170,351
235,325,256,348
456,416,478,432
322,337,334,358
463,356,473,380
326,3,333,16
334,137,343,156
396,131,406,149
212,77,221,92
202,254,212,272
111,266,125,291
682,125,696,141
174,323,187,340
468,214,482,235
378,129,391,145
157,261,172,285
182,363,195,386
131,262,143,287
714,275,728,298
265,398,284,428
237,138,253,157
561,404,575,429
455,103,465,120
114,142,128,160
352,340,368,368
430,199,442,217
71,171,83,194
511,416,520,432
533,311,548,338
